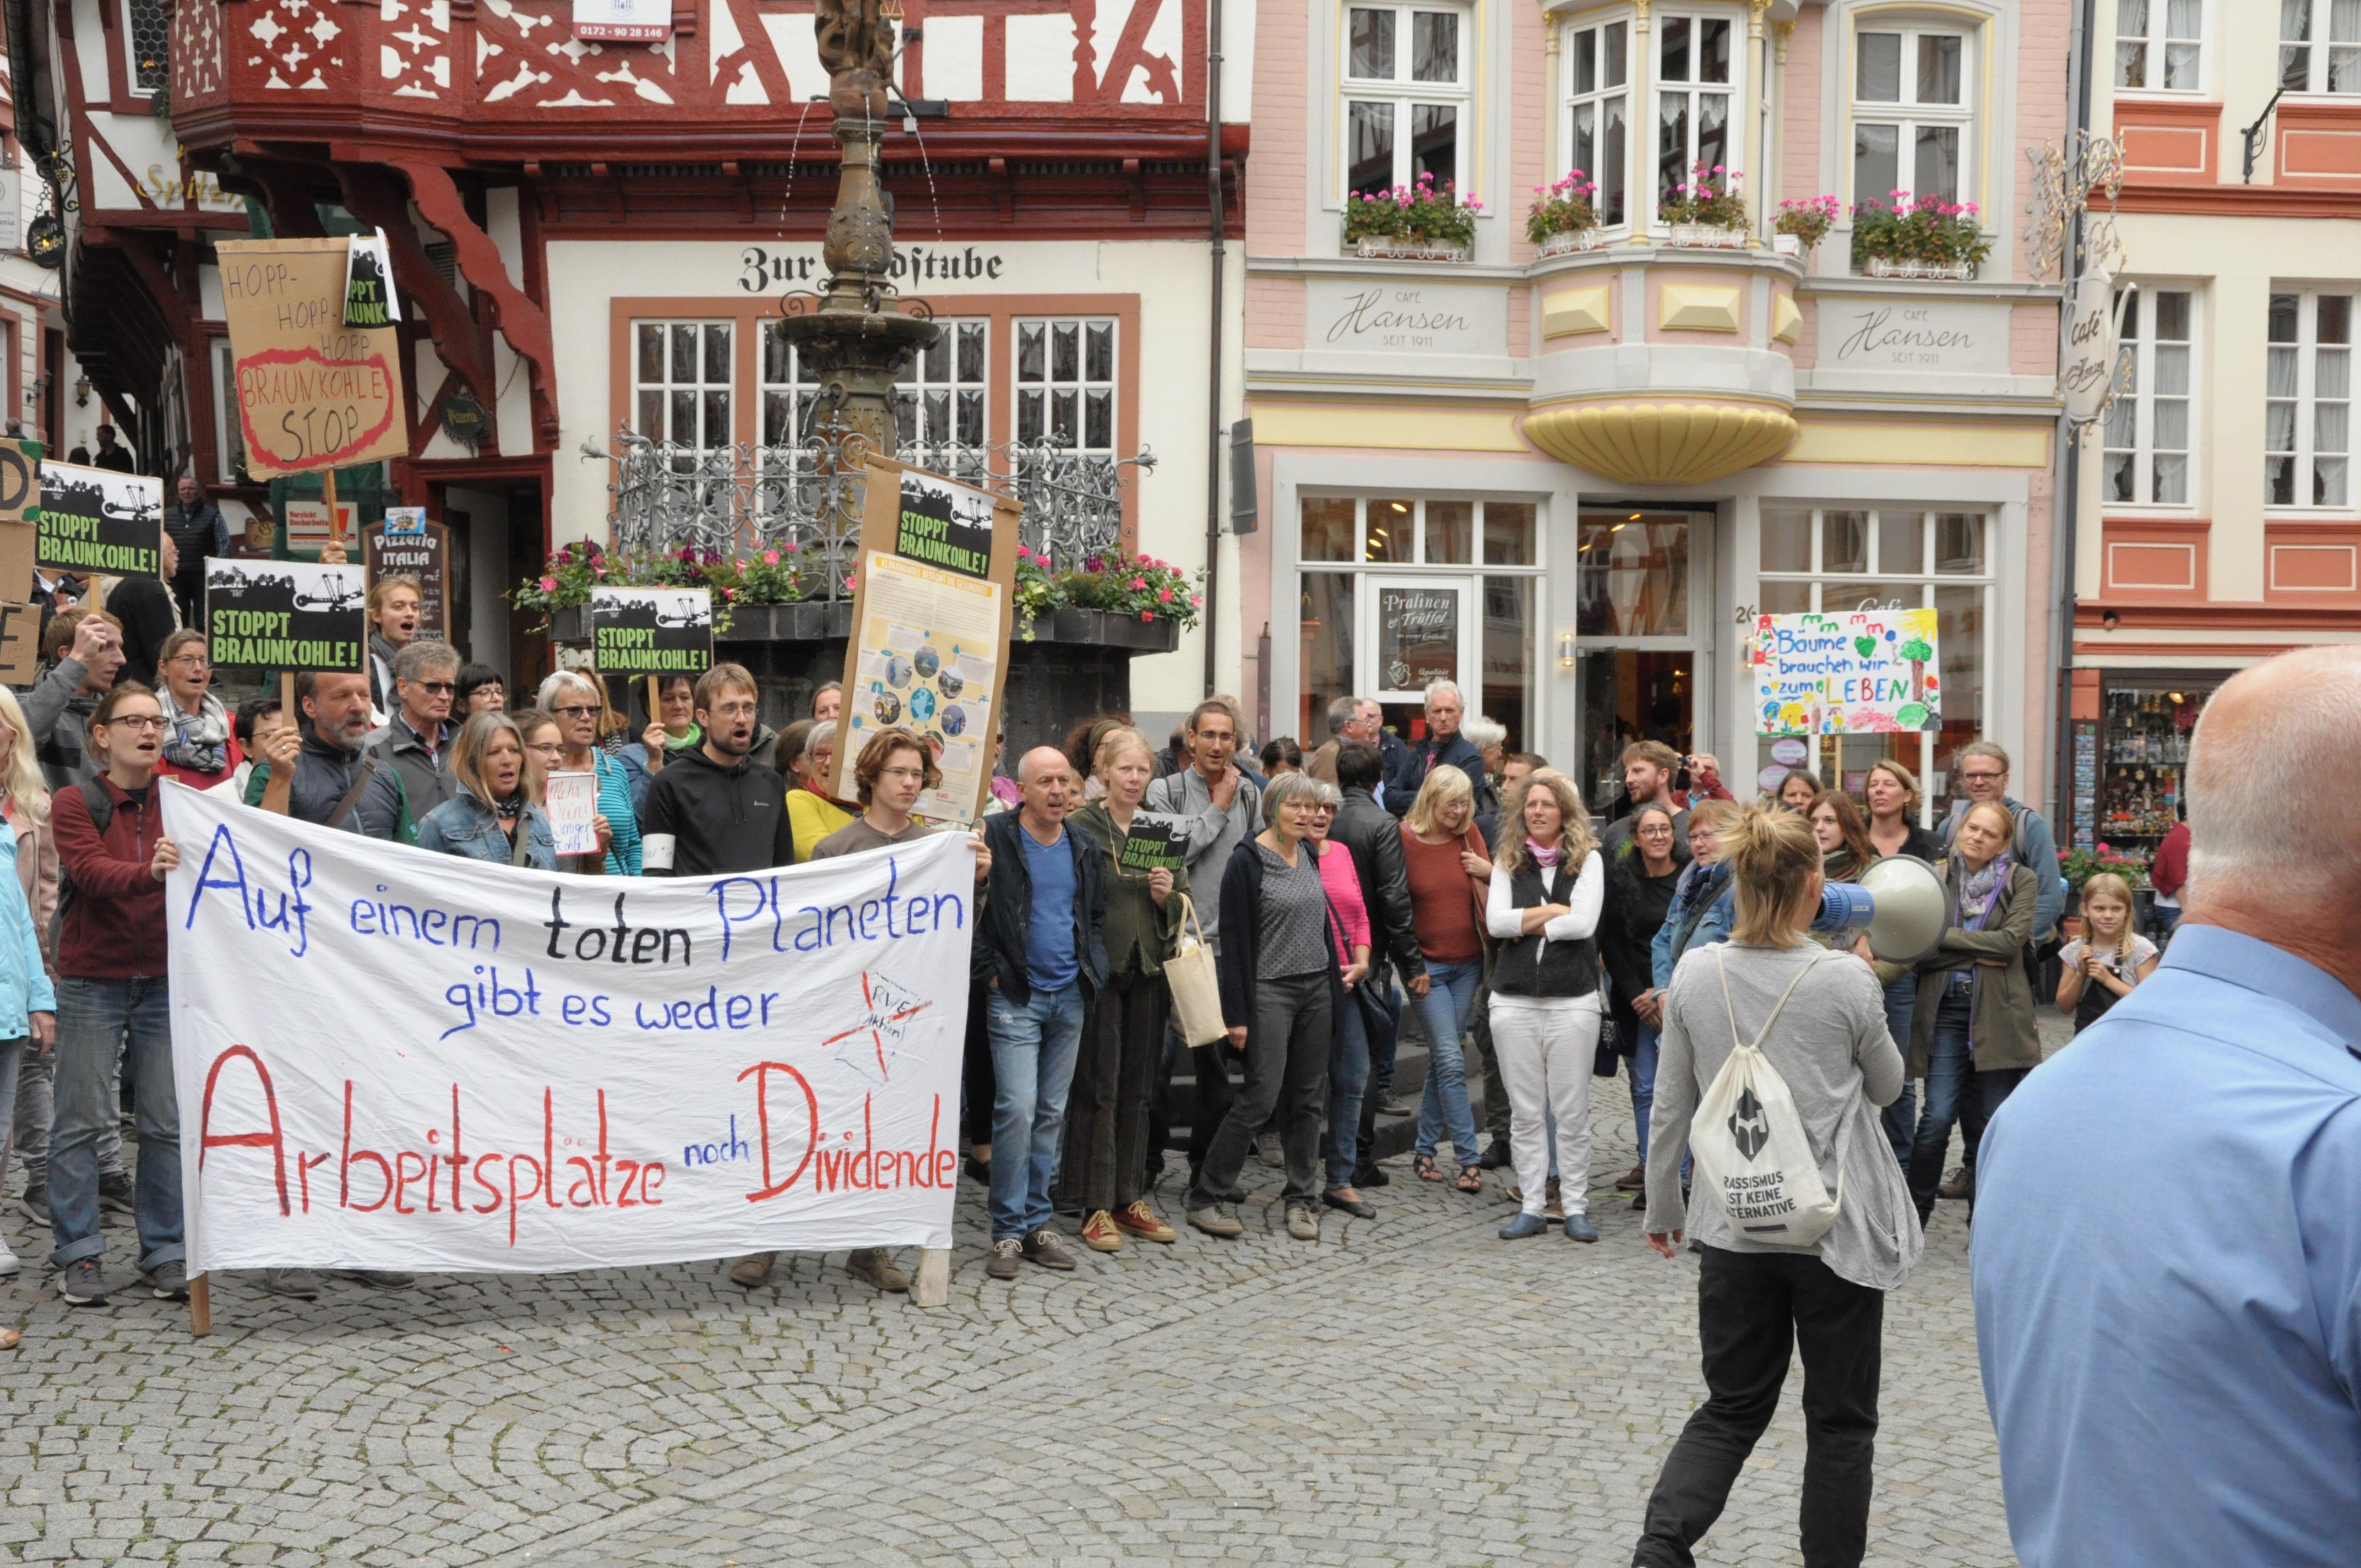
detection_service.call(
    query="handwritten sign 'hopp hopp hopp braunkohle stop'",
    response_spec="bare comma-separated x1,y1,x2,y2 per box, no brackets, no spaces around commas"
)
204,558,369,671
589,587,716,678
1750,606,1943,736
216,237,409,478
36,461,163,579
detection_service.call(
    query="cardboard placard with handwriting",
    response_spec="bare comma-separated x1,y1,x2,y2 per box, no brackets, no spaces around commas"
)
829,460,1020,827
0,601,39,685
0,436,36,602
217,237,409,477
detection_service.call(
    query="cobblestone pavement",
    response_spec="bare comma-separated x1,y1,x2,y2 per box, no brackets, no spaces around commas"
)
0,1042,2041,1567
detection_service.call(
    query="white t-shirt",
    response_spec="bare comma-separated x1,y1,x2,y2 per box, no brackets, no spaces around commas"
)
2060,933,2158,987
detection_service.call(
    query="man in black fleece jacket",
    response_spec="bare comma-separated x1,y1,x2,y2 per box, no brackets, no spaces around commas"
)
636,663,793,876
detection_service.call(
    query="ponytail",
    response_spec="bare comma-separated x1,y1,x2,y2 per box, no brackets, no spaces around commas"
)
1723,804,1823,947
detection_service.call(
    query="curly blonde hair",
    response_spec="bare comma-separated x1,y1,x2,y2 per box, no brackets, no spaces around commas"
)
1493,767,1596,877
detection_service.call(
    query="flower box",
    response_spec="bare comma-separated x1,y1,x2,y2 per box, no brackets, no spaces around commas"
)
1663,223,1748,249
1537,228,1607,258
1772,233,1803,258
1864,255,1977,281
1352,236,1471,262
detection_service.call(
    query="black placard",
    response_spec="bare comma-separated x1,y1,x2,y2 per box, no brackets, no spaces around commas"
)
1116,813,1186,875
894,469,993,579
204,557,368,671
36,460,162,579
589,587,715,676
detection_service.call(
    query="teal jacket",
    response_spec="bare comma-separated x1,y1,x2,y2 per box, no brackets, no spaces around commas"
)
0,816,57,1038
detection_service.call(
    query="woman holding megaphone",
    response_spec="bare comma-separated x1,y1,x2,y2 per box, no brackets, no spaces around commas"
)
1634,804,1918,1568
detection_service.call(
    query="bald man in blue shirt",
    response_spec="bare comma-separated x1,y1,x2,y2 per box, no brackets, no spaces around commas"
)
1973,645,2361,1568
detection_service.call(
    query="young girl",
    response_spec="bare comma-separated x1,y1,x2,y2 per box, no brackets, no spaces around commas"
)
2055,872,2159,1033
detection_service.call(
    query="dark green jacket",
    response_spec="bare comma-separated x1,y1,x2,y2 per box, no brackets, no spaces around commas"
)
1071,800,1189,977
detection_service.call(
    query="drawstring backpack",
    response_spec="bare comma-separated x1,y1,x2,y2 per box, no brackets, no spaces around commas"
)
1688,948,1848,1247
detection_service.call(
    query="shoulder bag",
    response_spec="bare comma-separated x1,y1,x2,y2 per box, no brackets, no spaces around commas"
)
1163,893,1228,1047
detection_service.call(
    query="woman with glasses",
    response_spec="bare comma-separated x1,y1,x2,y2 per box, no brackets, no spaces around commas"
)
456,665,508,716
416,713,561,870
533,672,641,875
150,632,239,792
512,709,564,786
779,718,857,862
1601,801,1683,1208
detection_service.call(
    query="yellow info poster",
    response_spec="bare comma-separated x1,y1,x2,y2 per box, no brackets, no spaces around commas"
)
843,551,1003,824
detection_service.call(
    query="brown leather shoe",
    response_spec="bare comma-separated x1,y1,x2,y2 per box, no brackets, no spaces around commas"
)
1940,1165,1973,1200
728,1251,777,1289
846,1248,910,1292
1080,1210,1124,1251
1112,1200,1177,1243
1615,1161,1646,1192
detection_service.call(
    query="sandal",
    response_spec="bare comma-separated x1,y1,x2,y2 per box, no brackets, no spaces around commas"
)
1455,1165,1484,1194
1412,1153,1444,1183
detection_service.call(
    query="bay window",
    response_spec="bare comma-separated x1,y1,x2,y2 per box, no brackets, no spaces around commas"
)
2104,288,2195,507
1343,4,1472,197
2266,290,2354,509
2281,0,2361,94
1655,12,1736,211
1852,24,1972,203
2115,0,2204,92
1564,18,1632,227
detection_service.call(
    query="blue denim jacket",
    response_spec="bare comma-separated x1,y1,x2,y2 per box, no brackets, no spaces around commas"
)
1650,858,1734,990
0,816,57,1036
414,791,556,870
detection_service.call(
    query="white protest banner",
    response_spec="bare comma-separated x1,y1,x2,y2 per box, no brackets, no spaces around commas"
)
163,783,969,1275
543,770,601,858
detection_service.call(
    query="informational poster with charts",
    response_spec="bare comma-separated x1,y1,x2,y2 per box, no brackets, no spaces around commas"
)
1749,607,1941,736
830,460,1021,826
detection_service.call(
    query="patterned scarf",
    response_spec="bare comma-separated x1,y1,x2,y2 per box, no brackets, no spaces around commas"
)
162,692,232,775
1955,853,2012,930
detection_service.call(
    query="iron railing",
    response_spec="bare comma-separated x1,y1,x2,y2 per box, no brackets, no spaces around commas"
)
597,420,1155,598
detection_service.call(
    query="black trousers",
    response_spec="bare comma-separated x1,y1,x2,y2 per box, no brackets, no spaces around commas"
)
961,984,995,1151
1065,970,1168,1212
1635,1246,1885,1568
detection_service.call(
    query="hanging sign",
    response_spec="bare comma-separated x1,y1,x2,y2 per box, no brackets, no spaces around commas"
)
217,237,410,477
36,460,163,579
203,557,368,671
2060,269,2130,426
589,587,715,677
1750,607,1941,736
163,785,970,1276
572,0,671,40
832,461,1020,827
365,516,450,643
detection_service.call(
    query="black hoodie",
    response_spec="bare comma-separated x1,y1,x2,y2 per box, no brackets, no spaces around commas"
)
636,744,795,876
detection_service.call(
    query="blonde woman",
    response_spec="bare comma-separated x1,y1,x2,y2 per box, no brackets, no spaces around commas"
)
0,688,57,1293
1399,765,1492,1192
1485,769,1606,1242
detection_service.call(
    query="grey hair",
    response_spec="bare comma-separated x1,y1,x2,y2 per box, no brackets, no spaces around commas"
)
1423,678,1462,709
536,669,600,712
392,639,459,683
1461,715,1506,752
1956,739,2010,774
2186,646,2361,901
1261,769,1325,826
1307,778,1343,809
1325,694,1359,735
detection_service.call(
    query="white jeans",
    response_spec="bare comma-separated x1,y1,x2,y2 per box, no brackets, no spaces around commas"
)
1489,992,1602,1217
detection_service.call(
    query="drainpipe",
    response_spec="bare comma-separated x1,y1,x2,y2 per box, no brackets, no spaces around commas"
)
1204,0,1226,699
2051,0,2094,838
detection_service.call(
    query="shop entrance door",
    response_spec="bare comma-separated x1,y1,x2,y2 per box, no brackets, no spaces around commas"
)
1572,510,1711,821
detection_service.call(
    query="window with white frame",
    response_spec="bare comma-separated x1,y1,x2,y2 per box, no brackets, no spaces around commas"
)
214,338,244,480
2281,0,2361,93
2266,290,2353,508
124,0,168,93
1655,12,1736,213
632,320,733,450
1852,23,1972,203
1342,3,1471,197
2104,287,2195,506
2115,0,2203,91
759,317,989,453
1756,508,1995,824
1015,318,1116,456
1564,18,1632,227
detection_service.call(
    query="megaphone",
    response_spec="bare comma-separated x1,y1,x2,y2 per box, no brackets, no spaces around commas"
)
1810,854,1949,965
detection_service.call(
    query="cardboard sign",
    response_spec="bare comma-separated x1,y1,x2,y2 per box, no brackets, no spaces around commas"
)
36,460,162,579
217,238,409,477
1750,607,1943,735
1116,813,1186,875
543,770,601,857
365,518,449,642
203,557,368,671
0,601,39,685
0,437,37,528
589,587,715,677
831,460,1021,827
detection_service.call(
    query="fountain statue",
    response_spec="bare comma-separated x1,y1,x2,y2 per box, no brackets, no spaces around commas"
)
780,0,941,462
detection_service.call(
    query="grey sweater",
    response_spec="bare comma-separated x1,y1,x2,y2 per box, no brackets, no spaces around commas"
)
1644,940,1923,1291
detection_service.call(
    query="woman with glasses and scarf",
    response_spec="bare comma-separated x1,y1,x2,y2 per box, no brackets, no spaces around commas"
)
1904,799,2039,1228
534,672,641,875
149,632,240,792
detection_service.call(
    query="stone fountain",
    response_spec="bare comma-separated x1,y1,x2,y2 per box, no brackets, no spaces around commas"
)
776,0,939,461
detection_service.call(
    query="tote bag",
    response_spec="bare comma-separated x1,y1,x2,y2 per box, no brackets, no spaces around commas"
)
1688,949,1843,1248
1165,894,1229,1047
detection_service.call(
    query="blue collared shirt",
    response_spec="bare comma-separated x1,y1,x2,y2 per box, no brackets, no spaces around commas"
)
1972,923,2361,1568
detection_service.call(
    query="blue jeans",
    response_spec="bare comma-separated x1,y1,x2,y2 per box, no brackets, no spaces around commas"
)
1327,989,1370,1189
1906,990,1973,1220
1632,1022,1660,1166
985,982,1086,1240
1412,958,1484,1164
50,977,180,1273
1880,973,1919,1174
0,1036,20,1178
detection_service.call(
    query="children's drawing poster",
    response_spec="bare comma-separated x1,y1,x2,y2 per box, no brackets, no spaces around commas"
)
1750,607,1940,735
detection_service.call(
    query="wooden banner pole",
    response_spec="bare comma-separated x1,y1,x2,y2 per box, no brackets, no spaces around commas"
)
322,468,342,553
189,1272,212,1335
646,674,660,730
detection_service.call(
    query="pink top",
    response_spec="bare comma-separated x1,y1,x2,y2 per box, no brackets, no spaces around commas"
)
1315,839,1371,968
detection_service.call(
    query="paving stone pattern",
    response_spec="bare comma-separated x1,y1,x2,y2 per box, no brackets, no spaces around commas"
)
0,1041,2038,1567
